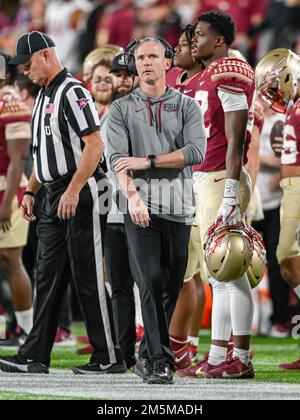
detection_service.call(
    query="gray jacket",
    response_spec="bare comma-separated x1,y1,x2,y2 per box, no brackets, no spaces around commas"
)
106,86,206,223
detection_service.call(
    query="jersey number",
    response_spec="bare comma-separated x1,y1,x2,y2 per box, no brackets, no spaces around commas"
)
282,124,298,165
194,90,211,138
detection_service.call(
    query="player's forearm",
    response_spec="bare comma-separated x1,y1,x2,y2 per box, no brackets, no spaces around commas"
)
226,138,244,180
224,110,248,180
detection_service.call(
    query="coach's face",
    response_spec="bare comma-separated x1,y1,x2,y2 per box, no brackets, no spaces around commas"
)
135,41,171,84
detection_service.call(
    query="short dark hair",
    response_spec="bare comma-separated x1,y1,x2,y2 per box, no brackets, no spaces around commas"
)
178,23,197,49
197,11,236,46
0,53,18,85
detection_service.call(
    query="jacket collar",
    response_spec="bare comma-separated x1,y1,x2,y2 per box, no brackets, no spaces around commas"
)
43,67,69,97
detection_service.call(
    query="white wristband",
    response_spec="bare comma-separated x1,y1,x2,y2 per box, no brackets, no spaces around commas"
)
224,178,239,198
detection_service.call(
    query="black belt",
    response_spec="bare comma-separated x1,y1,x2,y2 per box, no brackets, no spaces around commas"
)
43,173,74,194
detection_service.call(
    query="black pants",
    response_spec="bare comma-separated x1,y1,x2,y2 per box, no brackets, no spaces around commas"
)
19,177,122,367
22,188,72,331
105,223,135,368
252,207,290,324
124,214,191,366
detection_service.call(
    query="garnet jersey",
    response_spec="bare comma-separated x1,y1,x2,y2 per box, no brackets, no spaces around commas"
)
281,98,300,166
166,67,203,98
0,87,31,177
193,57,255,172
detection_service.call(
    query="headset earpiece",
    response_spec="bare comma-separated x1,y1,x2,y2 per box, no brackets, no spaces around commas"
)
124,39,139,76
157,37,175,61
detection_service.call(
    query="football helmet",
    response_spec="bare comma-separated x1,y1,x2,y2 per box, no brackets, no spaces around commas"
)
255,48,300,113
204,219,253,282
245,225,266,288
83,45,123,82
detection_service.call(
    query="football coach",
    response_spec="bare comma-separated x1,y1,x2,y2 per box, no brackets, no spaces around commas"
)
107,37,206,384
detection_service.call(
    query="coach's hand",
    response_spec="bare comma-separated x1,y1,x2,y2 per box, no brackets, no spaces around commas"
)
58,190,79,220
115,157,150,172
20,195,36,223
128,193,150,228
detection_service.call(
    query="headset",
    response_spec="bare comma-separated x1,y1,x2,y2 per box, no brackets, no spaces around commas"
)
124,37,174,76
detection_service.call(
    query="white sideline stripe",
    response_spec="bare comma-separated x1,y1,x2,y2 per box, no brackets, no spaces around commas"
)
0,372,300,400
0,360,28,372
88,178,116,364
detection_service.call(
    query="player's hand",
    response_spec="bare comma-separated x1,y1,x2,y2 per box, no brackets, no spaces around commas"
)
115,157,150,172
57,190,79,220
128,193,150,228
217,197,242,226
20,195,36,223
0,202,12,232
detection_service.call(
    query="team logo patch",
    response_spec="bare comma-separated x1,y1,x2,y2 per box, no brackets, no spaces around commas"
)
164,103,179,112
76,98,89,110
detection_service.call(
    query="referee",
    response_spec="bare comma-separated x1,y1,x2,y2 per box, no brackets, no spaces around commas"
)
0,31,125,375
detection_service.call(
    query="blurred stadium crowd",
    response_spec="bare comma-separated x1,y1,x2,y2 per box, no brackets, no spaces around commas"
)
0,0,300,74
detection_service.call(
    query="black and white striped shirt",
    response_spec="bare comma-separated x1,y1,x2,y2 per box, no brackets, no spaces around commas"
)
32,68,100,183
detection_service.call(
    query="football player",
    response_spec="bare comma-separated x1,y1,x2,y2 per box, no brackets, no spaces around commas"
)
167,23,204,96
177,11,256,379
0,54,33,348
256,48,300,370
166,23,206,368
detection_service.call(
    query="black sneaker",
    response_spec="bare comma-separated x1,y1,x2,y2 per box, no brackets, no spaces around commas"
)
0,355,49,374
146,361,173,385
0,327,27,350
72,361,127,375
133,357,153,381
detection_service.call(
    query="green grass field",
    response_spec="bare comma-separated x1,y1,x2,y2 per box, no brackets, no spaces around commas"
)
0,323,299,399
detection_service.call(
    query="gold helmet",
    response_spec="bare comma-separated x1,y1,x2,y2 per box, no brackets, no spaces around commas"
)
204,220,254,282
245,225,266,288
255,48,300,113
83,45,124,82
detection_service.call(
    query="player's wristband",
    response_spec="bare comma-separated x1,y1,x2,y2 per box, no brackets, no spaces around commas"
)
23,191,35,198
223,178,239,198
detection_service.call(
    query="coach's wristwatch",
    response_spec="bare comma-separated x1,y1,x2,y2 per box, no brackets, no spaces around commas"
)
147,155,157,169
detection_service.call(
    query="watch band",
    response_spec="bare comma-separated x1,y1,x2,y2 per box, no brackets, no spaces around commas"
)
147,155,156,169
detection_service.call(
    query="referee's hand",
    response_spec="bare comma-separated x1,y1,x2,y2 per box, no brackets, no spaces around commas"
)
20,195,36,223
58,191,79,220
128,194,150,228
